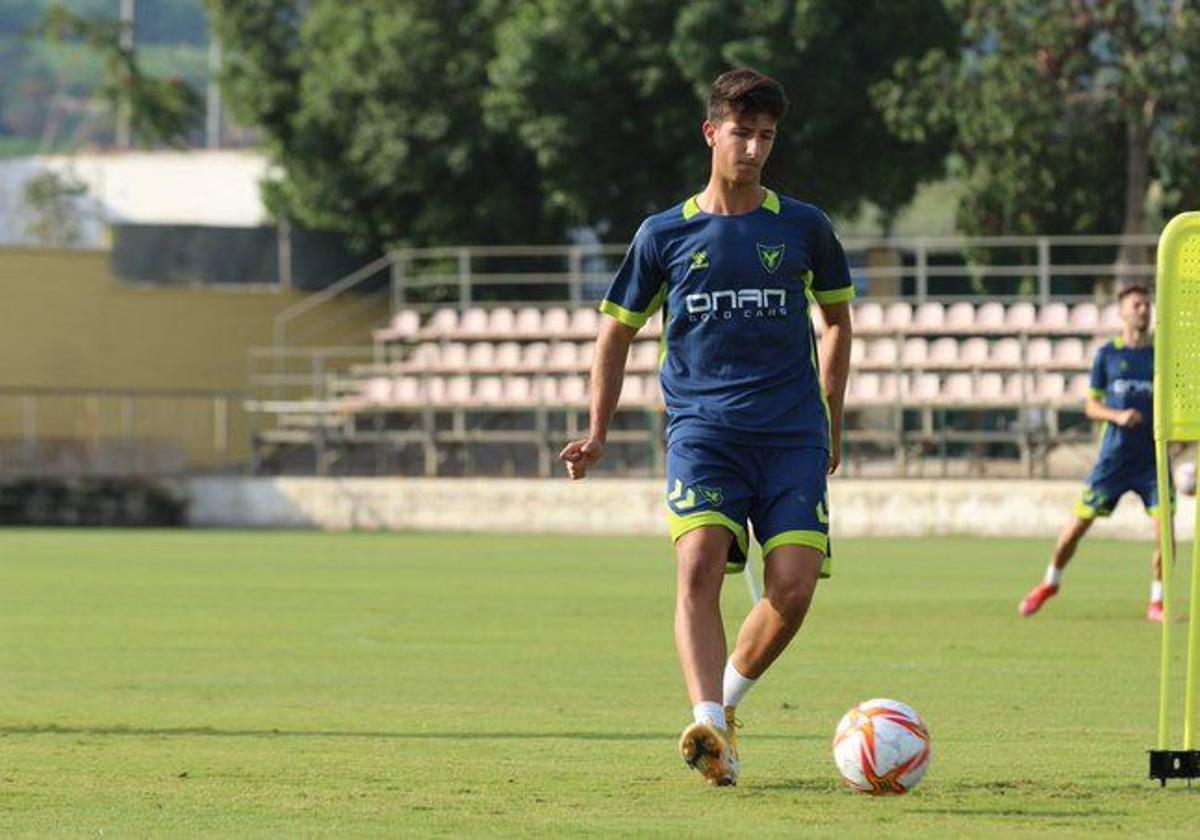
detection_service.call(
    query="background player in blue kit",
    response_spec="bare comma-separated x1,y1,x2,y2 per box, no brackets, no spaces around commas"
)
559,69,854,786
1018,282,1172,623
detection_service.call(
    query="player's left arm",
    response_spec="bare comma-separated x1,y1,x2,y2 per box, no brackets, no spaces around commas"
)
818,301,852,475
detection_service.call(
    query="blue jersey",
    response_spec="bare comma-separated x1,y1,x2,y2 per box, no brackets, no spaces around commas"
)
600,189,854,448
1088,338,1154,468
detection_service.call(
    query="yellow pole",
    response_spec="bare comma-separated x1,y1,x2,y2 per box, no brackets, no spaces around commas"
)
1185,484,1200,749
1156,440,1175,750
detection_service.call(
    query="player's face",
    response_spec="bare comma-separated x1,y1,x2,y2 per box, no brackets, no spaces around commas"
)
704,113,777,185
1120,290,1151,332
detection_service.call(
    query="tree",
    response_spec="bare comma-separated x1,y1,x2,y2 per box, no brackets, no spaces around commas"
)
206,0,561,249
22,169,87,246
876,0,1200,267
487,0,958,239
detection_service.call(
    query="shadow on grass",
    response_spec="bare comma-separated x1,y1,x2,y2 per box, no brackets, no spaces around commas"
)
0,724,823,743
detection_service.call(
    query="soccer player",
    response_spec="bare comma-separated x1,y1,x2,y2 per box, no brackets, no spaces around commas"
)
1018,281,1170,622
559,69,854,786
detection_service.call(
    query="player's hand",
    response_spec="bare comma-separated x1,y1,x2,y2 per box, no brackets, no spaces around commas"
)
828,427,842,475
559,437,604,480
1116,408,1143,428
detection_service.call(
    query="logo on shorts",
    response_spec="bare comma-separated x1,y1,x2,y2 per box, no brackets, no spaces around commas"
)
697,485,724,506
757,242,785,274
667,480,722,512
816,494,830,525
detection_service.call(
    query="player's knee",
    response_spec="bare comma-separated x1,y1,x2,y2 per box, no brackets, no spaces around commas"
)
769,580,815,625
676,553,724,603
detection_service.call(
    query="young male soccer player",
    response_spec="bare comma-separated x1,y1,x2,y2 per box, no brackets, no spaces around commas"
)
559,69,854,786
1018,282,1170,622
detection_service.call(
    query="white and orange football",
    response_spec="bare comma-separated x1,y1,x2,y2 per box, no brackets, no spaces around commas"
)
832,698,931,795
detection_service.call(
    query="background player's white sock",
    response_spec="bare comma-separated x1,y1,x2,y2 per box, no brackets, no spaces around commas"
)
723,660,757,709
693,701,726,731
1151,580,1163,603
1044,565,1062,587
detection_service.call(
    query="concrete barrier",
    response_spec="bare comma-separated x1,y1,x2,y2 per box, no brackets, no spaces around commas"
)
186,477,1195,541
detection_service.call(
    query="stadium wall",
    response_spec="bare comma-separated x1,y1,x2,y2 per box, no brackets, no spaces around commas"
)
185,478,1196,541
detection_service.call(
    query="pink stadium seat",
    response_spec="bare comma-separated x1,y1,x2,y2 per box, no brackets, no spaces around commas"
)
569,308,599,337
1068,302,1099,331
1054,337,1085,366
977,301,1005,331
424,308,459,337
494,341,521,371
514,307,542,336
1026,337,1053,367
1038,302,1069,331
905,372,941,401
440,342,468,369
631,341,660,371
1066,373,1091,402
913,302,945,330
467,342,496,370
1100,302,1120,330
942,373,974,403
927,337,958,366
885,301,913,330
577,341,595,368
961,337,989,365
503,376,534,406
1006,302,1037,330
445,375,473,404
847,372,876,404
403,342,440,371
362,377,394,405
488,307,515,334
474,376,504,405
851,337,867,365
945,302,975,331
976,373,1006,403
618,375,644,406
901,337,927,365
542,307,570,335
1036,372,1066,402
867,337,898,365
547,341,578,370
460,308,489,335
1005,373,1034,402
373,309,421,343
560,375,588,405
991,338,1022,366
535,375,559,404
393,376,423,405
426,376,447,404
854,302,884,331
519,342,548,371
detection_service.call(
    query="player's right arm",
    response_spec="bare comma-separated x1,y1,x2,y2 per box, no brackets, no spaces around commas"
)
1083,344,1142,428
559,318,637,480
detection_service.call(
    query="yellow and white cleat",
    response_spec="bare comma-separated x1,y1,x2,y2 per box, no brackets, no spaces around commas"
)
679,719,739,787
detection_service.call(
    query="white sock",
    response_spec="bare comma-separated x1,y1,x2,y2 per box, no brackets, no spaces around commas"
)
1044,565,1062,587
692,701,726,731
1151,581,1163,604
723,660,758,709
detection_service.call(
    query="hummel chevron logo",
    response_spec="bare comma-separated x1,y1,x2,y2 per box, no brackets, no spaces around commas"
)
667,479,697,511
816,495,829,525
689,251,710,271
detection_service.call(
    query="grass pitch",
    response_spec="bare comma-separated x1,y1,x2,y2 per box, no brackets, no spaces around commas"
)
1,529,1197,837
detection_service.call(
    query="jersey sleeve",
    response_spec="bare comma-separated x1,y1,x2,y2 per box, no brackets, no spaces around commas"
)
1088,345,1108,400
599,221,666,330
809,212,855,305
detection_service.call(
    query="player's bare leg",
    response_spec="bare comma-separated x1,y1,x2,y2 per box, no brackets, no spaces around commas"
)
1020,516,1093,616
673,526,738,785
1147,512,1171,622
729,545,824,679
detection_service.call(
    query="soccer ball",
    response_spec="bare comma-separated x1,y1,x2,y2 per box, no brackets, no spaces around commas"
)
1176,461,1197,497
832,698,931,795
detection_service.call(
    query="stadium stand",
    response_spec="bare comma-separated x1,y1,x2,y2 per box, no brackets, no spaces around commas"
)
247,298,1128,477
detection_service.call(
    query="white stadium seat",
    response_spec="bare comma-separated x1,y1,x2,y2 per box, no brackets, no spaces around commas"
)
1038,302,1069,331
1054,337,1085,366
460,308,489,335
618,375,644,406
976,373,1006,403
560,375,588,405
488,307,516,334
547,341,578,370
945,302,975,331
503,376,534,406
519,342,548,371
905,372,941,401
976,301,1005,331
1006,302,1037,330
577,341,596,368
494,341,522,371
1036,372,1066,402
404,342,440,371
1068,302,1099,331
1066,373,1091,401
514,307,542,336
642,311,663,337
542,307,570,335
901,337,927,365
467,342,496,370
885,301,913,330
569,308,599,337
1026,337,1053,367
393,376,423,405
991,337,1022,366
373,309,420,343
851,337,867,365
440,342,468,369
363,377,394,405
424,308,459,337
1100,302,1121,330
942,373,974,403
854,302,885,331
961,337,989,365
474,376,504,405
927,337,958,366
445,375,472,404
631,341,660,370
913,302,945,330
868,337,898,365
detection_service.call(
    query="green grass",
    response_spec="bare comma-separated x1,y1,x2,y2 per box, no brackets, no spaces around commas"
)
1,530,1197,837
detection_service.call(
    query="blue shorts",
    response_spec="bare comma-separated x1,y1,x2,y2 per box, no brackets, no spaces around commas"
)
1076,458,1169,519
665,438,832,578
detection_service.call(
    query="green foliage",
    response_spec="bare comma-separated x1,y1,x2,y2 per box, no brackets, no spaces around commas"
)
21,168,87,246
876,0,1200,236
487,0,958,238
1,530,1195,833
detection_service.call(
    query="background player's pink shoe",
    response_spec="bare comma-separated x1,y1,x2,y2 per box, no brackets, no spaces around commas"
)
1147,601,1164,623
1019,583,1058,616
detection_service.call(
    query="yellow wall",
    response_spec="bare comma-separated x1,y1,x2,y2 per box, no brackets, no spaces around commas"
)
0,249,387,468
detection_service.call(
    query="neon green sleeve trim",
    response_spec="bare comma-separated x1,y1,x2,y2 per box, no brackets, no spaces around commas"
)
1087,388,1104,400
599,284,665,330
813,286,856,305
667,510,749,557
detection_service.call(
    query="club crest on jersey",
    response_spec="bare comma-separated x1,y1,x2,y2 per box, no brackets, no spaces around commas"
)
689,250,710,271
757,242,785,274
